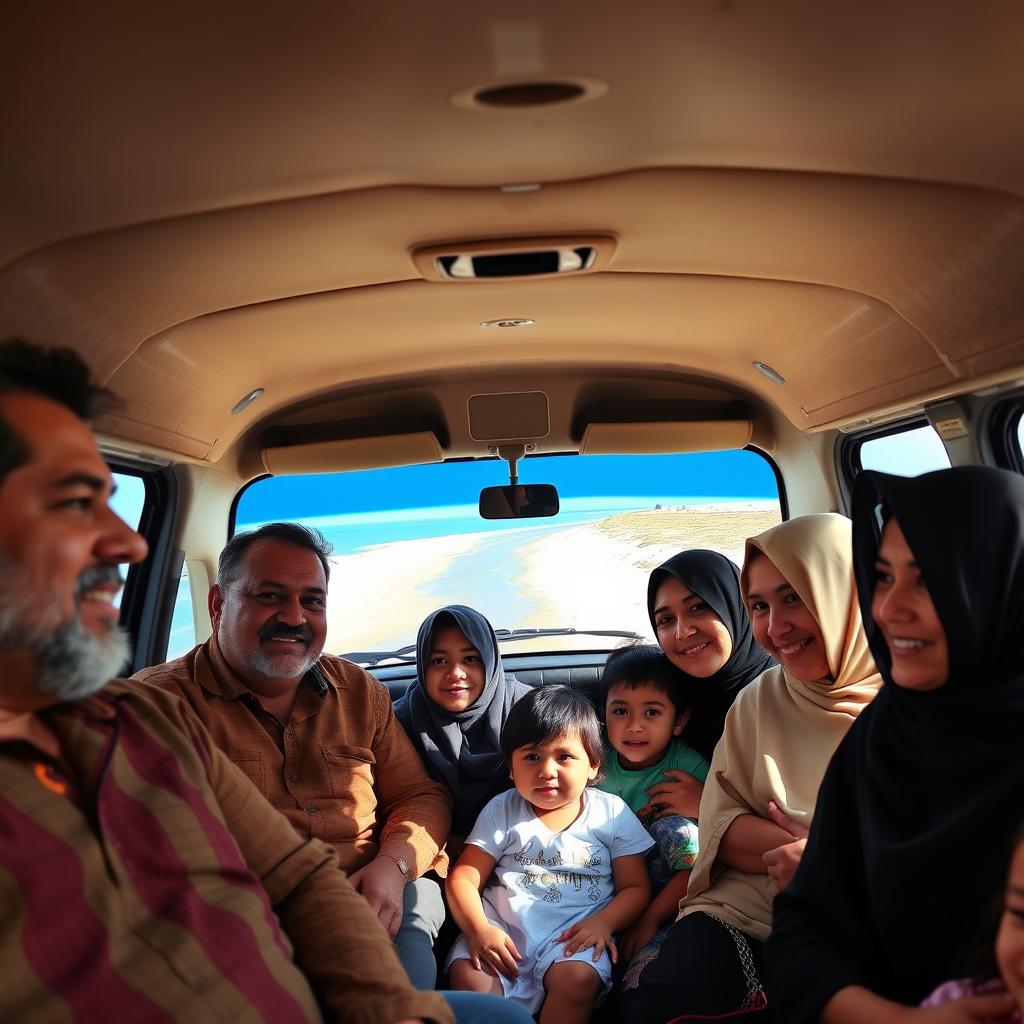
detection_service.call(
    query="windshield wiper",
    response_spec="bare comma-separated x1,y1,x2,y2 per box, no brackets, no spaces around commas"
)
493,627,644,644
342,627,645,668
341,643,419,668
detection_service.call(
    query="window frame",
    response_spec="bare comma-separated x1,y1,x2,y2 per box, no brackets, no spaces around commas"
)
105,457,182,671
983,392,1024,474
835,416,948,512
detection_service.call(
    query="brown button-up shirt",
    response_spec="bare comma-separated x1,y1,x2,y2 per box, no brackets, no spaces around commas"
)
0,680,452,1024
135,638,450,876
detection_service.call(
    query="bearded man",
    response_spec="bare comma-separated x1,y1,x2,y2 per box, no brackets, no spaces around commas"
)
0,339,531,1024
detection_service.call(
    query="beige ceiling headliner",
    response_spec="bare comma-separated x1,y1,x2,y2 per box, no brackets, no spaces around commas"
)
5,1,1024,263
2,1,1023,467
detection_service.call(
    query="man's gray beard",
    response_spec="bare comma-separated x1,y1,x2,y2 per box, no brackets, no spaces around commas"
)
0,592,131,703
240,645,319,680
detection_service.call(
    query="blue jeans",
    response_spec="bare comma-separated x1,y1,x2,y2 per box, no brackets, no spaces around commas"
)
443,991,535,1024
394,876,446,989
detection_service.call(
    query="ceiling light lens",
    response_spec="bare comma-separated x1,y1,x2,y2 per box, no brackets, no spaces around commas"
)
230,388,265,415
753,362,786,385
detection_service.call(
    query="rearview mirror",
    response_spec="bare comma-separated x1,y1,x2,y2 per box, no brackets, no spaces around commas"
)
479,484,560,520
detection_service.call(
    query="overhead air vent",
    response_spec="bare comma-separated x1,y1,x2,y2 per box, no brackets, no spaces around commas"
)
413,236,616,283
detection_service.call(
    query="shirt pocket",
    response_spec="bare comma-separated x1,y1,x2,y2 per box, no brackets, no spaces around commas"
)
321,744,377,817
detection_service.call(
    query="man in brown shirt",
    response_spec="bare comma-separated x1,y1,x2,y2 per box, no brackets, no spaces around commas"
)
136,522,453,989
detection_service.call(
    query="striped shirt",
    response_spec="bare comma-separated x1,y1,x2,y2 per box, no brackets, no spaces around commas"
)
0,681,452,1024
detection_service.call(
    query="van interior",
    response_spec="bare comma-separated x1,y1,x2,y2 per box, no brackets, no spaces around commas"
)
3,3,1023,685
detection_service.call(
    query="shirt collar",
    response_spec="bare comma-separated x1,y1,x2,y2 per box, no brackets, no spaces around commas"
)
197,636,339,702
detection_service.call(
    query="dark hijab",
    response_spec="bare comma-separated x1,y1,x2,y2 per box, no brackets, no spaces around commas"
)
394,605,530,834
647,549,776,760
769,467,1024,1019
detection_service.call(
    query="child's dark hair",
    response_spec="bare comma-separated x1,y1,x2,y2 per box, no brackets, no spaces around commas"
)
500,686,603,767
599,644,694,719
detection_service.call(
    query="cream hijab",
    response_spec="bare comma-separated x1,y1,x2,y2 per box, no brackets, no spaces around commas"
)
679,513,881,940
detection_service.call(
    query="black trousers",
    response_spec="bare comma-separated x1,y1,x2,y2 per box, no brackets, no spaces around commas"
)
625,911,774,1024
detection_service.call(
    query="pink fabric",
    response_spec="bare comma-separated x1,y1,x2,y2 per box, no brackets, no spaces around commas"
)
920,977,1020,1021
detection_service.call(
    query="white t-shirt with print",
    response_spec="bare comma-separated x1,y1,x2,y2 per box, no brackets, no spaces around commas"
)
447,786,653,1012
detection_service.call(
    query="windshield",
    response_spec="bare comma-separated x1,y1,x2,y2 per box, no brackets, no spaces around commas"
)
234,451,782,662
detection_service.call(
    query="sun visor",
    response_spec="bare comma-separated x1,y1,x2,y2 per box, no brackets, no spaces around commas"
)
262,431,443,475
579,420,752,455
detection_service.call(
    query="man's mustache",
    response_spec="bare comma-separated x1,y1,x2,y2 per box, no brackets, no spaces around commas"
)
75,565,125,596
259,622,313,645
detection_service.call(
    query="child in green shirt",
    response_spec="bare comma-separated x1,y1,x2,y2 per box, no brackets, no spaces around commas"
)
596,645,710,989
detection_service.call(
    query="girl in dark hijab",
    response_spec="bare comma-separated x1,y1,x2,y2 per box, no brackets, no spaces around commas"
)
647,550,776,761
768,466,1024,1024
395,605,530,845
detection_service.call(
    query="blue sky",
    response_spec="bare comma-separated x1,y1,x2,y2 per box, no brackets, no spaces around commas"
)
238,449,779,523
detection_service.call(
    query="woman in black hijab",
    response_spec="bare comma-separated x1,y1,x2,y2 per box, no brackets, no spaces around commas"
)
647,549,775,763
642,550,776,823
767,466,1024,1023
395,605,530,844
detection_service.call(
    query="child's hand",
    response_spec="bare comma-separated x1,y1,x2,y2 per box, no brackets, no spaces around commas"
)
619,911,660,965
558,914,617,963
467,923,523,980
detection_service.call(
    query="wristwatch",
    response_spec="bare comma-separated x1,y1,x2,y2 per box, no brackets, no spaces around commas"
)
381,852,410,876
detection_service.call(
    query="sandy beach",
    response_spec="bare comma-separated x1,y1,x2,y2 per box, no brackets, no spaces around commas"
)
325,503,781,656
326,530,486,654
507,503,783,642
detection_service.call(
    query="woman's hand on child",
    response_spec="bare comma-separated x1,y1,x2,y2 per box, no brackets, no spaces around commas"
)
619,912,660,965
640,769,704,820
558,914,618,963
762,800,810,893
467,923,523,980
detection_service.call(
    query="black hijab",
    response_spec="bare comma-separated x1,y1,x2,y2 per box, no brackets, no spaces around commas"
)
768,467,1024,1019
647,549,776,760
394,605,530,834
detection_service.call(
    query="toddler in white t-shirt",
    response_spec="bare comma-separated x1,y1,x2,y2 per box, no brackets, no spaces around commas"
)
446,685,653,1024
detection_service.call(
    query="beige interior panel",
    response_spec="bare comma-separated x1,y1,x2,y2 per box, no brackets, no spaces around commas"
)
1,170,1018,385
102,273,943,459
580,420,753,455
262,431,443,476
1,168,1019,462
4,2,1024,267
3,3,1023,480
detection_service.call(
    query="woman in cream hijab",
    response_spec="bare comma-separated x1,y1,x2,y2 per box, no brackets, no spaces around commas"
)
626,514,882,1024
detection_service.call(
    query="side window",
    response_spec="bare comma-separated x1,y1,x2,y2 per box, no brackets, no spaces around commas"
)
111,472,147,533
106,463,183,670
166,563,196,660
110,472,147,612
1017,412,1024,464
856,424,951,477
